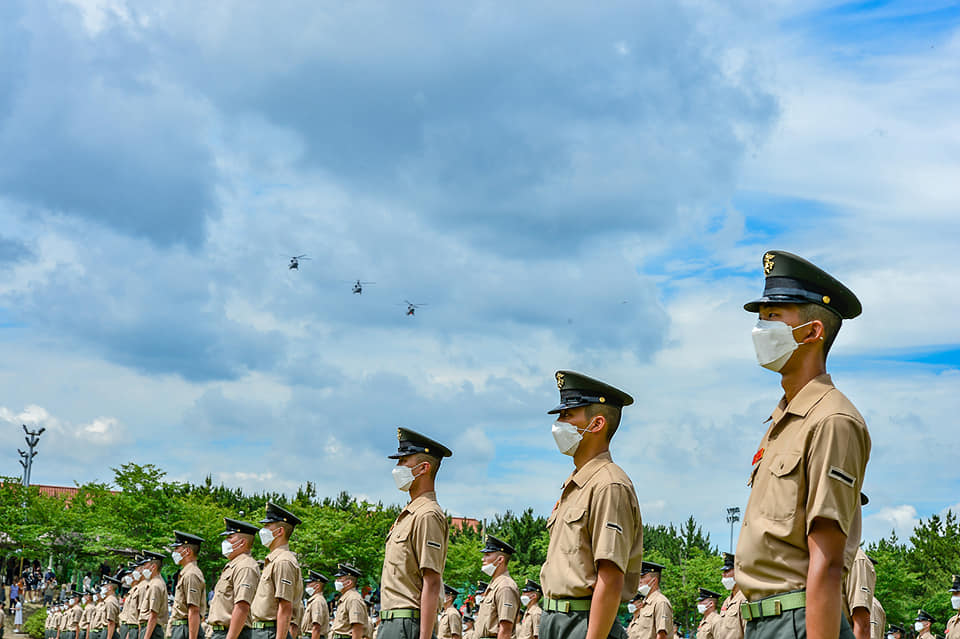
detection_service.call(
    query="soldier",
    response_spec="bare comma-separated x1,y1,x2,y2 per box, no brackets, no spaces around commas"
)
138,551,170,639
102,576,122,639
695,590,720,639
330,565,366,639
737,251,870,639
66,595,83,639
438,585,462,639
250,503,303,639
539,371,643,639
81,592,95,639
915,611,936,639
946,576,960,639
463,617,476,639
885,625,902,639
715,554,744,639
870,597,884,639
625,594,644,639
169,532,207,639
843,546,876,639
517,581,542,639
209,519,261,639
92,588,106,639
120,566,144,639
379,429,452,639
475,584,489,614
475,536,520,639
634,563,673,639
303,571,330,639
44,605,55,639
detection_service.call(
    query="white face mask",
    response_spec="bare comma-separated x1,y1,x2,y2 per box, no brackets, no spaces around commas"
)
627,603,637,614
171,550,183,564
952,595,960,610
70,598,77,605
697,604,707,614
100,587,108,596
721,577,736,591
93,594,99,602
480,561,497,577
306,587,315,597
123,576,133,587
221,540,234,557
392,463,424,492
258,527,275,547
475,595,484,604
751,320,813,372
141,567,153,580
132,570,141,581
886,634,895,639
915,622,926,632
552,420,591,456
520,595,531,607
638,584,651,597
334,580,345,592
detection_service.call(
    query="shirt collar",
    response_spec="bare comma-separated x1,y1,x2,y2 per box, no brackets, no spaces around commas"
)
770,374,835,424
403,491,438,514
265,543,290,563
566,451,613,489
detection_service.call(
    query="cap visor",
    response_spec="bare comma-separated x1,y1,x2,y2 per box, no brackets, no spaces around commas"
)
547,400,591,415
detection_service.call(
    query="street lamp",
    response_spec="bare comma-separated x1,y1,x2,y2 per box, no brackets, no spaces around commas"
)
18,424,46,487
726,507,741,553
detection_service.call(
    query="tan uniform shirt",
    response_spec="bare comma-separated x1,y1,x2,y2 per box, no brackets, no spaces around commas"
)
438,605,463,639
380,491,449,611
516,603,541,639
138,575,170,626
475,574,520,639
843,548,876,621
97,600,108,628
331,589,366,636
946,613,960,639
540,452,643,601
104,594,121,629
292,598,304,634
633,591,673,639
68,607,82,631
736,375,871,601
80,605,93,631
696,612,718,639
208,553,260,627
251,545,303,623
627,612,644,639
171,563,207,622
305,593,330,638
919,632,936,639
121,583,142,626
463,627,476,639
869,598,885,639
715,590,745,639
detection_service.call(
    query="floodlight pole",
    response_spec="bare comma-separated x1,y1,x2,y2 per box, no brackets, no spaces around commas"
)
18,424,45,487
726,507,741,553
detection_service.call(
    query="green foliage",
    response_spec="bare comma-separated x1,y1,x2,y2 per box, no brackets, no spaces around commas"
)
24,606,47,639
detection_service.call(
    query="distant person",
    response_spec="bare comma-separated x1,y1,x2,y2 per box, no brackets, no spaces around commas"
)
946,575,960,639
474,536,520,639
915,611,935,639
516,581,541,639
695,589,720,639
330,565,366,639
714,554,744,639
437,585,462,639
302,570,329,639
15,597,25,632
208,519,261,639
843,546,876,639
249,503,303,639
635,563,674,639
169,532,207,639
137,551,169,639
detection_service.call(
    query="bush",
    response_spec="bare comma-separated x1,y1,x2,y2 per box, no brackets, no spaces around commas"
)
24,606,47,639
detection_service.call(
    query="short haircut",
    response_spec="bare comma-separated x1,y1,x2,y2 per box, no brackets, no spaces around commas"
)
798,303,842,358
585,404,623,441
411,452,441,478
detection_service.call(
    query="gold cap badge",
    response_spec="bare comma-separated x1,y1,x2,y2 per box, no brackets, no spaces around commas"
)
556,372,565,389
763,253,775,276
822,295,831,304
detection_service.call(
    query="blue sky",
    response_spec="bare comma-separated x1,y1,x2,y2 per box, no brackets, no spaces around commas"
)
1,0,959,550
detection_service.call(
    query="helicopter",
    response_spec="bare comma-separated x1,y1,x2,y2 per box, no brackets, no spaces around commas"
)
404,301,426,317
287,255,311,270
352,280,375,294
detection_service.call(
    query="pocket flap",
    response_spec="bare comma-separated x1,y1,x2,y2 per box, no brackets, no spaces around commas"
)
563,506,587,524
770,452,802,477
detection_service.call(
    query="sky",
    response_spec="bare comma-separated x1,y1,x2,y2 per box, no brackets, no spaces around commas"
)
1,0,959,551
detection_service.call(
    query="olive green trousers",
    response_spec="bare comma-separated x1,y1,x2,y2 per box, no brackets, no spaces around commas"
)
745,607,855,639
539,610,627,639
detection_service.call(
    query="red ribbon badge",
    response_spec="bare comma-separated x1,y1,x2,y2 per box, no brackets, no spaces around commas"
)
752,447,765,466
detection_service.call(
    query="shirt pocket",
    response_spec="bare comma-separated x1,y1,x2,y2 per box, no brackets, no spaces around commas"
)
558,506,588,554
758,452,803,521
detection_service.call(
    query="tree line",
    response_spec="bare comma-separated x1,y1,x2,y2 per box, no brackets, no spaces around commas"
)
3,464,959,635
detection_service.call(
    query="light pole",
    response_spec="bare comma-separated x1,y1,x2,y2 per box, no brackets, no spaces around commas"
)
18,424,46,487
725,507,741,553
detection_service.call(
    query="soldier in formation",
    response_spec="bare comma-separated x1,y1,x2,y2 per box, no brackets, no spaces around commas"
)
303,571,330,639
462,616,476,639
475,535,520,639
517,580,541,639
250,503,303,639
695,589,720,639
437,585,462,639
102,575,122,639
169,532,207,639
138,551,169,639
209,518,260,639
844,547,876,639
625,593,644,639
947,576,960,639
330,564,366,639
915,611,935,639
715,554,744,639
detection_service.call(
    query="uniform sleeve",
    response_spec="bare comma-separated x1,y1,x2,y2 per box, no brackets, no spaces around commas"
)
149,584,165,614
451,613,462,637
183,572,206,608
654,598,673,634
106,600,120,624
845,556,874,613
234,566,260,605
589,483,639,573
347,597,367,626
273,560,300,602
805,414,870,535
412,510,448,575
531,609,541,638
496,587,520,625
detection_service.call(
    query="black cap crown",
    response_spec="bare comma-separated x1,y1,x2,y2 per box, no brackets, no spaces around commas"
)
916,609,934,623
388,428,453,459
102,576,122,587
698,588,721,601
140,550,165,564
888,625,904,635
444,584,459,597
640,561,664,574
521,580,542,595
463,615,474,623
548,370,634,414
260,502,302,526
481,534,516,555
950,574,960,592
476,580,488,593
221,518,259,536
334,563,361,579
744,250,861,319
306,570,329,584
721,552,735,572
171,531,205,547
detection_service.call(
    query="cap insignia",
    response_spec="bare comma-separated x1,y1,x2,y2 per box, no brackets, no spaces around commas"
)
397,428,402,440
763,253,775,276
599,396,605,403
556,372,565,389
822,295,831,304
